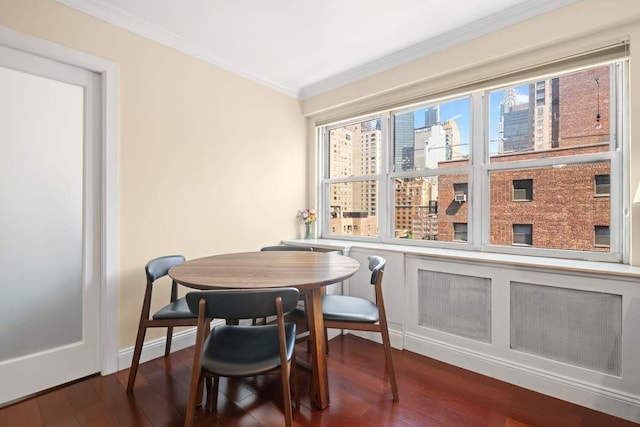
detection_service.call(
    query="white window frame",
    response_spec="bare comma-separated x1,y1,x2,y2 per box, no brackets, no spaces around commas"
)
317,59,628,263
320,111,389,243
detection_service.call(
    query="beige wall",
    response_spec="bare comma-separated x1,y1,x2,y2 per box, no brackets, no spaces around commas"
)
0,0,307,348
302,0,640,265
3,0,640,355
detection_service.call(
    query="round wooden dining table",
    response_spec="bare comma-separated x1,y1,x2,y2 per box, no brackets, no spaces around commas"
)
168,250,360,410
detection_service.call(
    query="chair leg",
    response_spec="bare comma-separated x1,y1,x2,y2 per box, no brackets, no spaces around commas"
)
324,327,329,354
196,372,205,407
126,324,147,393
210,375,220,411
185,366,203,427
291,353,300,410
204,377,212,410
281,361,294,427
165,326,174,357
380,325,399,402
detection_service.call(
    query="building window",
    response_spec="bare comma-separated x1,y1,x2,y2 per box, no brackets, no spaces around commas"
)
595,226,610,247
512,179,533,201
320,58,626,262
453,223,468,242
513,224,533,246
595,174,610,196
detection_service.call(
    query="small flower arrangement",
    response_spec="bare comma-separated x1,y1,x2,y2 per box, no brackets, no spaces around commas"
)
297,208,317,224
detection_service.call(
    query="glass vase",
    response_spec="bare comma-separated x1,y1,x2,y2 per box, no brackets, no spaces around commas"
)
304,223,311,239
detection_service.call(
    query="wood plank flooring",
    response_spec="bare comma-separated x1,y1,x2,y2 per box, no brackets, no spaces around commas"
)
0,334,636,427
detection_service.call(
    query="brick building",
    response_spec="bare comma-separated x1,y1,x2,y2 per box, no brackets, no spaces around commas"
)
438,66,611,251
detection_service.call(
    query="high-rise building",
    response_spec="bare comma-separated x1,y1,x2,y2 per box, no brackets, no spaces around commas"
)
414,124,448,170
502,103,531,152
328,127,354,218
443,119,461,161
328,121,380,237
425,107,439,127
394,112,415,171
394,178,438,240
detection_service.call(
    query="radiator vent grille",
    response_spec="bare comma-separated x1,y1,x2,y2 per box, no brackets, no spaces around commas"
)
510,282,622,376
417,270,491,343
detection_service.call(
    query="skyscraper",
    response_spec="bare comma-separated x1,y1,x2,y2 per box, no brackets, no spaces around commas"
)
425,107,439,127
394,112,414,171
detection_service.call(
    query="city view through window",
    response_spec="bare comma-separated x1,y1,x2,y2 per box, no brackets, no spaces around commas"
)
324,63,621,256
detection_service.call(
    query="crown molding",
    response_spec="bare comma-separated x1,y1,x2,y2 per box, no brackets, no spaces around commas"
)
54,0,300,98
299,0,579,100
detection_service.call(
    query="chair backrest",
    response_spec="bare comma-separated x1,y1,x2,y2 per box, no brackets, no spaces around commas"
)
185,288,300,320
260,245,313,252
145,255,186,282
368,255,386,285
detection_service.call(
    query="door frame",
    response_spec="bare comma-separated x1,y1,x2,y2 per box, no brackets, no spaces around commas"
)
0,25,120,375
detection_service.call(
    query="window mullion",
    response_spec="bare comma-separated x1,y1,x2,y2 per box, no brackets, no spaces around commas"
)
472,91,485,250
379,112,390,242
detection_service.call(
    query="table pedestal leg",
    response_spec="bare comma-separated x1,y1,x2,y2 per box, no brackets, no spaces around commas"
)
305,288,329,409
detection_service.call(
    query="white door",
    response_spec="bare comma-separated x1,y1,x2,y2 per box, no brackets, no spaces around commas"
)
0,45,101,405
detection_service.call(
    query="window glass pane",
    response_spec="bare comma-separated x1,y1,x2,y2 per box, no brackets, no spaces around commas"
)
513,179,533,201
489,65,611,162
454,223,468,242
393,98,470,172
328,181,378,237
490,161,611,252
595,174,610,195
595,226,610,247
328,118,381,179
394,174,469,242
513,224,533,246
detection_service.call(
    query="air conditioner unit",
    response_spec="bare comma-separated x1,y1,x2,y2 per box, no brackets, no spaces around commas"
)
454,193,467,202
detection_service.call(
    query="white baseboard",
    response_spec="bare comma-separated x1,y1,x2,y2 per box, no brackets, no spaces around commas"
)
404,332,640,424
118,327,198,371
335,327,403,350
119,324,402,372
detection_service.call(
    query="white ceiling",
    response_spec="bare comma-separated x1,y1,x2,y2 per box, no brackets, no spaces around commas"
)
57,0,577,99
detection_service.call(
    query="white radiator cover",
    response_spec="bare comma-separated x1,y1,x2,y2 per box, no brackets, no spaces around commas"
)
402,255,640,423
417,270,491,343
510,281,622,376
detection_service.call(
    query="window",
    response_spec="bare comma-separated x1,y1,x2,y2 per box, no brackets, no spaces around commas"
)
513,179,533,201
454,223,468,242
595,226,610,247
513,224,533,246
326,117,381,238
319,58,626,262
595,174,610,196
387,97,470,242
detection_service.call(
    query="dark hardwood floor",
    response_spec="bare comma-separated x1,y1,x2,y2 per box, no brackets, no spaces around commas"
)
0,334,636,427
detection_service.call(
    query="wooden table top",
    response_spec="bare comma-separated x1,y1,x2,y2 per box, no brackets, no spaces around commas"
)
168,251,361,291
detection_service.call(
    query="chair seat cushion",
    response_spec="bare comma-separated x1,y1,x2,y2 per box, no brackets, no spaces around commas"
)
201,323,296,377
152,297,197,320
322,295,379,323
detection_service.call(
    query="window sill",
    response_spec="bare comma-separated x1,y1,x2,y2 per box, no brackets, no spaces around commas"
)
281,238,640,280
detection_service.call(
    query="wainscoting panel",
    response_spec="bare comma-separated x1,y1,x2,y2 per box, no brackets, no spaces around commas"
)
510,281,622,376
417,270,491,343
